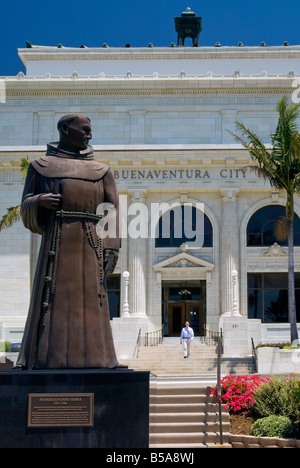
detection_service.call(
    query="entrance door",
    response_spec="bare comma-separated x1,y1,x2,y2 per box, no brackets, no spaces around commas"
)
164,281,206,336
185,303,204,336
168,303,204,336
168,304,185,336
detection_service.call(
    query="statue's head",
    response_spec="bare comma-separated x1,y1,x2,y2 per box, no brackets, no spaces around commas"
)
57,114,92,152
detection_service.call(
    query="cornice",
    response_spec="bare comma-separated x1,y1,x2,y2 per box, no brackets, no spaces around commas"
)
18,46,300,65
0,143,262,169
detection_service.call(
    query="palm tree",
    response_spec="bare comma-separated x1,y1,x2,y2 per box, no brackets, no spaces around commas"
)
229,96,300,343
0,158,29,231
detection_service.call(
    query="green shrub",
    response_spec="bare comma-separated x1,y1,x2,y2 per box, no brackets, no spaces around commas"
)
256,343,300,349
256,343,290,349
251,415,294,438
292,380,300,405
252,376,300,422
0,341,11,352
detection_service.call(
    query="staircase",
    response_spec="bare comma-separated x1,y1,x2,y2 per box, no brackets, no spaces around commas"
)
125,337,255,376
149,382,231,448
123,338,254,448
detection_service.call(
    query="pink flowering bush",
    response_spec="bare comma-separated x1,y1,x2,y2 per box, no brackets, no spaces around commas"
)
210,374,270,413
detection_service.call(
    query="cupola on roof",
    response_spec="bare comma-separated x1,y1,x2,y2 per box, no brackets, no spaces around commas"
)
174,7,202,47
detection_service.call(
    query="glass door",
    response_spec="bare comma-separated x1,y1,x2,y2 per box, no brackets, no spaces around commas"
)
164,281,206,336
168,303,205,336
185,303,205,336
168,303,185,336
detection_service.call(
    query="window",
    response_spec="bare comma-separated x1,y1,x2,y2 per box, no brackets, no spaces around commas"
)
155,205,213,248
247,205,300,246
107,275,121,319
248,273,300,323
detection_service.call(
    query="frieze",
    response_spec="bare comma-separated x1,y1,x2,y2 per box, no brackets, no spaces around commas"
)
114,167,254,182
4,88,293,100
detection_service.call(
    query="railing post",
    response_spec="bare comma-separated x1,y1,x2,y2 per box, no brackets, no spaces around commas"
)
217,334,223,445
121,271,130,317
144,324,164,347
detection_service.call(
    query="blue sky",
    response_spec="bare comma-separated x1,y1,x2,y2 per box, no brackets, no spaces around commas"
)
1,0,299,76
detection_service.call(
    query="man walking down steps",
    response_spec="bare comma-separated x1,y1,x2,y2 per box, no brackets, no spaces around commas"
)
180,321,194,358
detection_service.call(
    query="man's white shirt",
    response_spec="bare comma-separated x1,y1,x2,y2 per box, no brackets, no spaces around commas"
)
180,327,194,341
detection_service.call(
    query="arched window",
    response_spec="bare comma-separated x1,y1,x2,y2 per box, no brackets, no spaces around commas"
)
155,205,213,248
247,205,300,247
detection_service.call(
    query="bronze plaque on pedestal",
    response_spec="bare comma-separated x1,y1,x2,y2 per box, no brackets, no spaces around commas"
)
27,393,94,428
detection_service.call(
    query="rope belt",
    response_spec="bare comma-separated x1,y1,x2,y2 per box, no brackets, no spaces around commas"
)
56,210,102,222
42,210,105,329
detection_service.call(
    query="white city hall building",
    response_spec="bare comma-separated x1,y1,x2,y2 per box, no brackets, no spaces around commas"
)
1,18,300,361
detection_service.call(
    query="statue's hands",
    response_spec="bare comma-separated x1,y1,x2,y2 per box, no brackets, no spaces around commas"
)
39,193,62,210
104,249,118,274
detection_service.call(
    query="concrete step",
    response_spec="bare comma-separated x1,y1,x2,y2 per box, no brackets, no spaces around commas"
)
150,401,223,413
126,339,255,376
149,431,230,445
150,412,229,424
150,383,215,395
150,394,208,404
149,374,218,385
150,421,227,433
149,382,231,448
128,357,255,375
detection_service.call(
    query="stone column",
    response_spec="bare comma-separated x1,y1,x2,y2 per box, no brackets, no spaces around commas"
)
128,191,148,317
220,189,240,316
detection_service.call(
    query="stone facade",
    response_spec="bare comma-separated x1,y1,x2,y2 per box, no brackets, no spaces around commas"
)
0,45,300,359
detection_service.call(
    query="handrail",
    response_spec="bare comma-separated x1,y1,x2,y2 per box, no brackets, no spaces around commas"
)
217,333,223,445
145,324,164,347
201,326,223,349
134,328,141,358
251,337,257,373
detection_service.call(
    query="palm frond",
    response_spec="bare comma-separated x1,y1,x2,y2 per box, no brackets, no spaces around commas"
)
0,159,29,232
20,158,30,179
229,123,287,189
242,165,281,189
274,216,290,242
291,173,300,195
271,97,300,161
0,206,21,231
230,97,300,193
229,122,270,156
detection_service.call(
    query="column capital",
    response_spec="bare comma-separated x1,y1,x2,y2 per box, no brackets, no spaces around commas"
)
128,190,148,203
220,188,240,201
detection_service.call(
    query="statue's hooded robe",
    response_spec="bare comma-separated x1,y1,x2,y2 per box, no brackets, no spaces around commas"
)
17,143,120,369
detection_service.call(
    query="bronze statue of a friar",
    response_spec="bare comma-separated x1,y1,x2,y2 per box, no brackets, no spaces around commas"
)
17,114,122,369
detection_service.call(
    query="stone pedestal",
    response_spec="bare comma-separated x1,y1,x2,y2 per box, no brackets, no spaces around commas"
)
0,368,149,448
220,315,250,356
111,316,149,359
